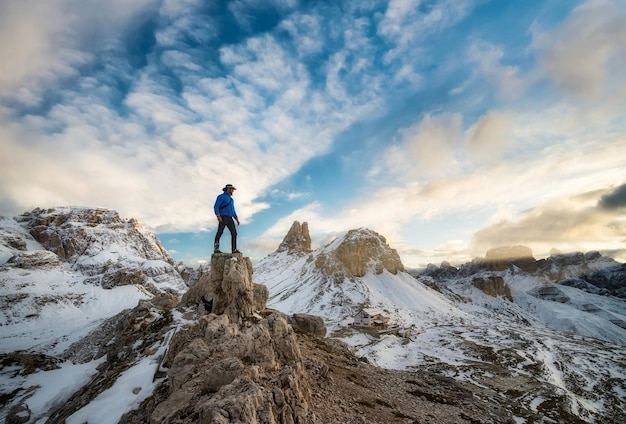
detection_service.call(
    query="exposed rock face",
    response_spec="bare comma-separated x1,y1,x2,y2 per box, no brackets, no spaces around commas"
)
7,250,60,268
472,276,513,301
528,285,570,303
277,221,312,254
17,206,173,266
129,253,321,423
181,253,268,323
12,207,186,293
423,261,460,280
332,228,404,277
290,313,327,337
485,245,536,272
0,233,27,251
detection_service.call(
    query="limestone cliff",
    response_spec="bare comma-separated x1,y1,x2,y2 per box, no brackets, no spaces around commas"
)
330,228,404,277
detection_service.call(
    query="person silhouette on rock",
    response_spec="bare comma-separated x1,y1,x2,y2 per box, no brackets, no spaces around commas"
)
213,184,240,254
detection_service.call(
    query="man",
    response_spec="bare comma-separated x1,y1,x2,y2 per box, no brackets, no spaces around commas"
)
213,184,241,254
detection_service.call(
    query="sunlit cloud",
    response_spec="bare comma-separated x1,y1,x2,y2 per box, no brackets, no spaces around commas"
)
533,0,626,100
465,110,513,164
469,185,626,259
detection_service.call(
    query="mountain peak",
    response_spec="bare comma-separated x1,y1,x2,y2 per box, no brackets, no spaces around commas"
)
277,221,312,254
326,227,404,277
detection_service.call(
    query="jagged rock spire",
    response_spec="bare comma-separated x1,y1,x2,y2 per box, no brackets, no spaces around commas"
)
277,221,311,254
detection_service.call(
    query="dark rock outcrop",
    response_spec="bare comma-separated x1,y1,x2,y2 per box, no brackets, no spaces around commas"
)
472,276,513,301
485,245,537,272
7,250,60,268
291,313,327,337
528,285,569,303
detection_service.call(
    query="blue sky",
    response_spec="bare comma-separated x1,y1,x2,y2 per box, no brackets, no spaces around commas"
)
1,0,625,268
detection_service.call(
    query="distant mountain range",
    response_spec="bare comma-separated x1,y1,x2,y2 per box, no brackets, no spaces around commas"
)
1,208,625,423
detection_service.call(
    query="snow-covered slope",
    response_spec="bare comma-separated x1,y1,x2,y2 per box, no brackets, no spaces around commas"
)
256,249,466,330
0,207,189,423
1,207,187,352
255,225,626,423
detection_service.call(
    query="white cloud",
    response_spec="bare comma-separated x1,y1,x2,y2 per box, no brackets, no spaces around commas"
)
0,0,86,100
466,41,524,99
279,13,324,57
465,110,513,164
0,0,159,101
395,113,464,179
533,0,626,100
379,0,472,62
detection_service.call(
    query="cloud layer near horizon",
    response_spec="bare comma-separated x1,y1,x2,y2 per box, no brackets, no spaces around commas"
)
1,0,625,266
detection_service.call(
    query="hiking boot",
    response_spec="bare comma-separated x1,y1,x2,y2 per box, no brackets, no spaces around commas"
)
214,249,222,254
232,249,242,254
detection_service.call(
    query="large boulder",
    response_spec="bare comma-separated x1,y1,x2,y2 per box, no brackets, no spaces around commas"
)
291,313,326,337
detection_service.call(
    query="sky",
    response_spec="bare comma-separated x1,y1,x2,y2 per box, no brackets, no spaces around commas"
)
1,0,625,268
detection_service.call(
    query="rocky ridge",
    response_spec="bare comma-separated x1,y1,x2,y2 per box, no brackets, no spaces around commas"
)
5,207,187,294
423,246,626,299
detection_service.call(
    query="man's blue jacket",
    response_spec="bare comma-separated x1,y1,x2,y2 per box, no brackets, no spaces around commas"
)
214,192,238,219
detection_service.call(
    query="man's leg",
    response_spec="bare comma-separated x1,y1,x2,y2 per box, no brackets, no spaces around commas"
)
214,221,226,252
222,216,238,252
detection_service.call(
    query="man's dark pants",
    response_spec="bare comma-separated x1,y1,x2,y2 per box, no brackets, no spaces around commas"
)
214,215,237,252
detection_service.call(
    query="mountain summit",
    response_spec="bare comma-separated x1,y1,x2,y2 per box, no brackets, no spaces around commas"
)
276,220,311,254
329,227,404,277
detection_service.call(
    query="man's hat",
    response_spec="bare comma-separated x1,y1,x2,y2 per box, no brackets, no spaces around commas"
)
223,184,237,191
